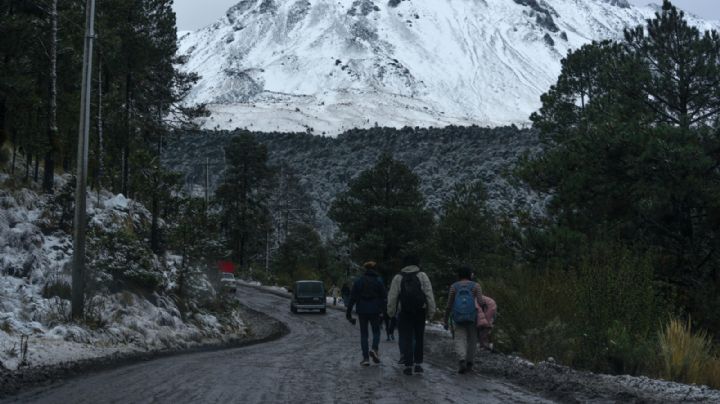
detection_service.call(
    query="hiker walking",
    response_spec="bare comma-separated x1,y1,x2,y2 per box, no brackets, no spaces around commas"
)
341,282,351,307
387,255,436,375
383,287,396,341
443,266,483,374
346,261,386,366
477,295,497,351
328,284,340,306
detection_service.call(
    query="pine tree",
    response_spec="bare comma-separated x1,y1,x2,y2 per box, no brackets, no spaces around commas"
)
329,153,433,282
625,0,720,129
215,133,274,268
430,182,502,287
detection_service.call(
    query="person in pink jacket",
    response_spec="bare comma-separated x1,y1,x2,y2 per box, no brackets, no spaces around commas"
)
476,295,497,350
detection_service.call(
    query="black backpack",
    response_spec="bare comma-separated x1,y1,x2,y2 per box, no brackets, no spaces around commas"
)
399,272,426,313
360,275,383,300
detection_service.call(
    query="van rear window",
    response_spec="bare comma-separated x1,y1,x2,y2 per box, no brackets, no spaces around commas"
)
297,282,323,296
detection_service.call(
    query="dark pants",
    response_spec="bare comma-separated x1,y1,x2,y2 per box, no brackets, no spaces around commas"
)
383,315,396,338
359,313,381,359
398,310,425,366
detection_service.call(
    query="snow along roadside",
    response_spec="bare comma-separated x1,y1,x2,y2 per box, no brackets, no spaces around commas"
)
0,303,289,399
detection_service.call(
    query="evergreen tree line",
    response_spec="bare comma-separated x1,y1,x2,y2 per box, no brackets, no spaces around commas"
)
0,0,208,257
324,1,720,385
0,0,204,204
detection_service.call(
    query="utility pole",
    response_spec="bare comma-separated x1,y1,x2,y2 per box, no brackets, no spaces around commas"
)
71,0,96,320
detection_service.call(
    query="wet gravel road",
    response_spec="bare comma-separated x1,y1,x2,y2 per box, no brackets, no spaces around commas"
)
5,285,553,403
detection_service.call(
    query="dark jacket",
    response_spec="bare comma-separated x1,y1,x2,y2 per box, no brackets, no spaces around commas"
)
347,270,386,315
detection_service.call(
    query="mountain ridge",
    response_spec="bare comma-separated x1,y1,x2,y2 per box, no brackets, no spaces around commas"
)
177,0,719,135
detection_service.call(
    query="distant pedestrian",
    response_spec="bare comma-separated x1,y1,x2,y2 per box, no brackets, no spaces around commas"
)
387,255,436,375
443,266,483,374
383,291,396,341
328,284,340,306
341,282,351,307
476,295,497,351
346,261,386,366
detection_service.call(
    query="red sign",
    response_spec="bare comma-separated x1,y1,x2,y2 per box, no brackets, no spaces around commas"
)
218,261,235,273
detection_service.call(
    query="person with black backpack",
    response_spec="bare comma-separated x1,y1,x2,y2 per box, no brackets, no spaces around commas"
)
346,261,386,367
386,255,436,376
443,266,483,374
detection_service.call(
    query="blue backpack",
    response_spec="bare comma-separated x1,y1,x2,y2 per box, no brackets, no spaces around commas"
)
452,282,477,324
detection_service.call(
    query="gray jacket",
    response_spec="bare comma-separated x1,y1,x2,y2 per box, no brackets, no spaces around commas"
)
386,265,436,319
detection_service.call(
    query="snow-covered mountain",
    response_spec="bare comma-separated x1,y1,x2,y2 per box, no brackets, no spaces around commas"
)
177,0,719,135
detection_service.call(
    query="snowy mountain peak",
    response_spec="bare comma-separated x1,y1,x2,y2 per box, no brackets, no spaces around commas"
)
178,0,719,135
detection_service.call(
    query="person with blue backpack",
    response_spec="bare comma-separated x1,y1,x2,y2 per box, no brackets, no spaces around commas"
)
346,261,386,366
443,266,483,374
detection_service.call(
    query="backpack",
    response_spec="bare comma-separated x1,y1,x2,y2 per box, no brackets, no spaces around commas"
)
360,275,383,300
452,281,478,324
399,272,426,314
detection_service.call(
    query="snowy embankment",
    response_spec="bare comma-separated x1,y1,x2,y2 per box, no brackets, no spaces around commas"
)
0,175,246,372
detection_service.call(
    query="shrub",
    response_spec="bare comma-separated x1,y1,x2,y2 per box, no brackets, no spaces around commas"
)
573,243,659,372
658,317,714,386
483,267,579,364
706,358,720,389
42,279,72,300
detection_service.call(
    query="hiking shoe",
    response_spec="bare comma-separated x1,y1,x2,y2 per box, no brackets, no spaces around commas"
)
414,365,424,374
403,366,413,376
370,350,380,364
361,359,370,367
458,360,467,374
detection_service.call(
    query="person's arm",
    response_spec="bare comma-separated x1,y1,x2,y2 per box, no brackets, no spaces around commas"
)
346,280,360,317
386,275,400,316
473,283,484,308
420,272,437,319
444,284,456,325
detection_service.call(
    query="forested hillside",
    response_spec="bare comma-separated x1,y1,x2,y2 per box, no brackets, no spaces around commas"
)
163,125,543,235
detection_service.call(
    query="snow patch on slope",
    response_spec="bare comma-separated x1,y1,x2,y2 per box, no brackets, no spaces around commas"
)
0,178,245,371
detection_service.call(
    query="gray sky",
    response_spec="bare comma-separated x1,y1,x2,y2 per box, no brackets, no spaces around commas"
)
173,0,719,31
174,0,238,31
627,1,720,20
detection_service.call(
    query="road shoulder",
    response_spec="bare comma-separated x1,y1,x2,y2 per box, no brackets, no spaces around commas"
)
0,303,289,399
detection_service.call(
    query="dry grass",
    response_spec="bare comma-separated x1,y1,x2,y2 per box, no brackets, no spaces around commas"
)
706,358,720,389
658,318,717,387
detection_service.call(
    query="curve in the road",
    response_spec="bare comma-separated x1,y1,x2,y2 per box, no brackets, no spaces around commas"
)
4,286,553,404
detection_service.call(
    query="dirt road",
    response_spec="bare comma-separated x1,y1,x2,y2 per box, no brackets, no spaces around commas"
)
5,285,552,403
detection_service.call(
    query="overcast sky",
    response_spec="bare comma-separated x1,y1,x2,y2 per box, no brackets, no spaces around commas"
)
173,0,720,31
628,1,720,20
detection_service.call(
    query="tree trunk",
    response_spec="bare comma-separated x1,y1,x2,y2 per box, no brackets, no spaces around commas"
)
0,96,6,147
122,73,132,196
34,154,40,182
11,127,17,175
150,191,160,253
25,152,31,181
42,0,58,193
96,56,104,198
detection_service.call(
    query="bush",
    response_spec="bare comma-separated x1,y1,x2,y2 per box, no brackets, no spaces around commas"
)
42,279,72,300
482,242,661,374
658,317,714,386
573,243,659,372
707,358,720,389
483,267,579,364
